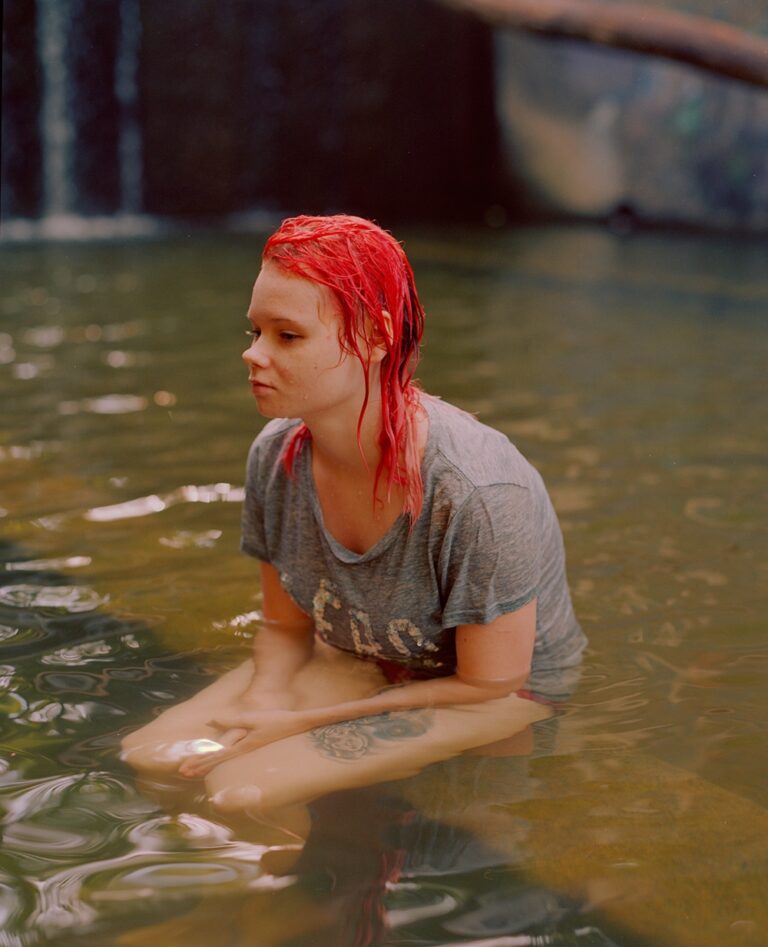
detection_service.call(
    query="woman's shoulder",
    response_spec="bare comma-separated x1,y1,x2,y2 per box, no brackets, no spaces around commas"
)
423,395,535,491
254,417,301,446
246,418,301,473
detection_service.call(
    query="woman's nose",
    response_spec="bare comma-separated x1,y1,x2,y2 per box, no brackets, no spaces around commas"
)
242,338,269,368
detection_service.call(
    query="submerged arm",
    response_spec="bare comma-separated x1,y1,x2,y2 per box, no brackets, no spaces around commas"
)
180,600,536,776
285,597,537,725
240,561,315,707
177,562,313,775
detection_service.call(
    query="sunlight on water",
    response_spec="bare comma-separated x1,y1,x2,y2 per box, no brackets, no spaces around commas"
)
85,484,244,522
3,556,92,572
58,394,149,415
0,228,766,947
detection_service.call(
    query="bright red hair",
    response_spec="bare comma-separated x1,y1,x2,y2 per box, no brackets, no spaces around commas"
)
262,214,426,521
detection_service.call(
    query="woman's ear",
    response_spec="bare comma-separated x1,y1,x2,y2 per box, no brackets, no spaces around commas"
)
380,309,394,345
369,309,394,363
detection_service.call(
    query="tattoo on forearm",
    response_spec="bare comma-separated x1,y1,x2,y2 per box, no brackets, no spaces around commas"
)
308,710,434,761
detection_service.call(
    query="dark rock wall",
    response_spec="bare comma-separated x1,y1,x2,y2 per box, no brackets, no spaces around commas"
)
4,0,765,229
139,0,497,220
2,0,44,219
2,0,497,223
70,0,122,215
139,0,251,216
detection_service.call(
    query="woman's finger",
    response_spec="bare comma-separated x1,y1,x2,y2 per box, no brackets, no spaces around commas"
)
179,746,236,778
217,726,249,747
208,714,252,730
177,729,248,777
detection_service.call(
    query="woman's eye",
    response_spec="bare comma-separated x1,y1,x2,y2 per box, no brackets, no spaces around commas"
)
244,328,299,342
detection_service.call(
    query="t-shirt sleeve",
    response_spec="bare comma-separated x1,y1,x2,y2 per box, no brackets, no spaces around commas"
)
240,436,269,562
439,483,540,628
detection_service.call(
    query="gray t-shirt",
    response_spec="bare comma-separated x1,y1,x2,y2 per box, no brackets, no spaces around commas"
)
241,396,586,679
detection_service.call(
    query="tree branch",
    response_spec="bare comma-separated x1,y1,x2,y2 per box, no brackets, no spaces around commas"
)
436,0,768,87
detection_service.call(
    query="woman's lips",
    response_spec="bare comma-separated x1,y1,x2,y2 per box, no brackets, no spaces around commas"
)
251,381,275,398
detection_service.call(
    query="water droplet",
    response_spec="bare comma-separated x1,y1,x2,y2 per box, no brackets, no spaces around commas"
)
153,389,177,406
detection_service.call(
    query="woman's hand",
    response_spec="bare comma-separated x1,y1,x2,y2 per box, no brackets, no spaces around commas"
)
178,707,309,778
188,689,298,777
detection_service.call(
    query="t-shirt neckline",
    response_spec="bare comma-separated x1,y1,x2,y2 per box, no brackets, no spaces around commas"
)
303,397,438,565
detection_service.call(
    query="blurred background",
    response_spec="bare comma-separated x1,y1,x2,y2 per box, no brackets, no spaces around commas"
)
3,0,767,236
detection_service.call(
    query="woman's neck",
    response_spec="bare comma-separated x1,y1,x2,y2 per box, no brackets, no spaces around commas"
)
306,393,385,481
307,392,429,552
307,390,427,482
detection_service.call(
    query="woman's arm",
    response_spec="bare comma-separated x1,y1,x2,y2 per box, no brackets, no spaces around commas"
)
240,562,315,708
300,596,536,722
180,600,536,777
176,563,314,774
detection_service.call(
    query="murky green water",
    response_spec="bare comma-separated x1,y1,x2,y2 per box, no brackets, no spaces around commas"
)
1,226,766,947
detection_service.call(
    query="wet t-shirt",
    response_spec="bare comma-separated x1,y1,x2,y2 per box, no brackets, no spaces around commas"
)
240,396,586,678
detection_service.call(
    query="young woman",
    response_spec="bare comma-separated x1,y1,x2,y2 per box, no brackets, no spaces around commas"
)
123,214,585,814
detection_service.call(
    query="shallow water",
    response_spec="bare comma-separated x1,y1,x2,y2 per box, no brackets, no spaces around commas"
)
1,226,766,947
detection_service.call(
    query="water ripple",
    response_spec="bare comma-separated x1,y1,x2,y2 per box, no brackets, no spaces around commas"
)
85,494,166,521
0,773,92,824
94,859,249,893
125,813,234,853
3,557,91,573
3,815,113,861
158,529,222,549
386,881,463,928
41,639,114,666
0,868,37,943
33,673,110,697
0,625,29,644
30,841,286,938
0,586,107,613
0,691,28,718
85,483,244,522
0,617,146,662
0,441,62,462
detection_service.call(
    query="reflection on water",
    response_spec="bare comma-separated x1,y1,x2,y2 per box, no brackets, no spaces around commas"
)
85,483,244,523
58,393,149,415
0,227,767,946
0,584,108,612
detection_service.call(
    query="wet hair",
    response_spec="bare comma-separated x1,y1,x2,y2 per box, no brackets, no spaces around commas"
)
262,214,426,520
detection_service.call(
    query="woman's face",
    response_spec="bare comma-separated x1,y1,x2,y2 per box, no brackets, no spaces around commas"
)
242,261,369,422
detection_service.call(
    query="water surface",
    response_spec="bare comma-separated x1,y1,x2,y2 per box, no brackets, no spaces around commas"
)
1,226,766,946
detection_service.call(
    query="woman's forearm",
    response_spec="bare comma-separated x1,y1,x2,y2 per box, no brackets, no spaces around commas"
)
181,670,527,777
298,672,521,730
245,620,315,696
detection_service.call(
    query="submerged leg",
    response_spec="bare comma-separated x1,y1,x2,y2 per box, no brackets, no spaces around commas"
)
206,692,552,815
120,658,255,772
120,642,386,775
122,646,550,827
